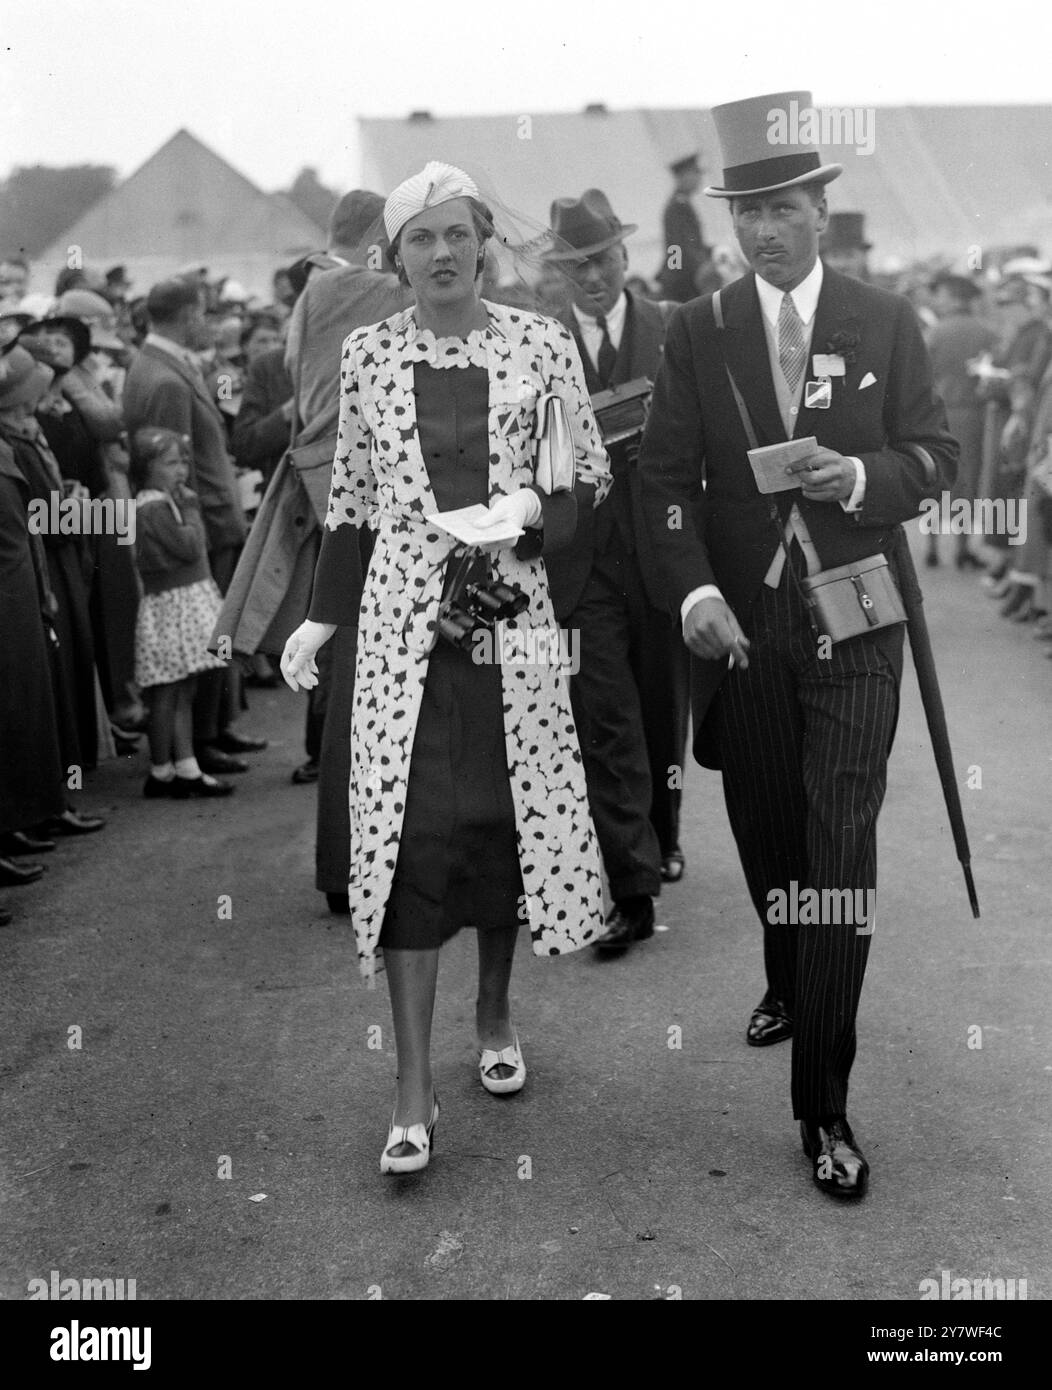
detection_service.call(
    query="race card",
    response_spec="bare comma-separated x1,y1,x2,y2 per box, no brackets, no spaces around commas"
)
747,436,818,493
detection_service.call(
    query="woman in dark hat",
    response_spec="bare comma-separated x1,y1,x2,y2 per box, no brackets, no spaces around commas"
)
0,345,99,774
29,315,143,735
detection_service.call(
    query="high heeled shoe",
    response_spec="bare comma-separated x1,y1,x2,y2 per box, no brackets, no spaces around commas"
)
478,1036,527,1095
380,1093,439,1174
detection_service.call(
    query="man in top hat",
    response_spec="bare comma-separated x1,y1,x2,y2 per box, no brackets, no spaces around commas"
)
543,189,690,952
820,211,872,282
638,90,957,1197
656,154,711,304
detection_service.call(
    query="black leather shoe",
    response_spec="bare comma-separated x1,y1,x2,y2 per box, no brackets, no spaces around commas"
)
213,729,269,754
40,808,106,835
660,847,685,883
170,775,234,798
326,891,350,915
801,1116,869,1199
746,989,793,1046
593,898,655,952
0,856,45,886
291,759,320,785
1,831,56,854
143,774,181,799
195,745,249,775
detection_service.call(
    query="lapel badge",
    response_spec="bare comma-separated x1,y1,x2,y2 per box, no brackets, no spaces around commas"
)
812,353,846,377
804,377,832,409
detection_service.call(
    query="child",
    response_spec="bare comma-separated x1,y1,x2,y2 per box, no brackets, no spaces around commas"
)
131,428,234,798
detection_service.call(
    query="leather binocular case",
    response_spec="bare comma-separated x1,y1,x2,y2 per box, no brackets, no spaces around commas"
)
802,554,907,643
590,376,653,446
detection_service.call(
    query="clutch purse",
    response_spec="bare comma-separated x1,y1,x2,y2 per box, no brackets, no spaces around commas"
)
534,392,575,494
801,554,906,643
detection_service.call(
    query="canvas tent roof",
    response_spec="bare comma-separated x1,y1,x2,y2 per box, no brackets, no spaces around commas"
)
359,105,1052,274
35,129,326,299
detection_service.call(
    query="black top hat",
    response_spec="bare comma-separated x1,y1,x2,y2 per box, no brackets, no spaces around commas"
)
822,212,872,252
669,152,701,176
705,90,843,199
544,189,638,261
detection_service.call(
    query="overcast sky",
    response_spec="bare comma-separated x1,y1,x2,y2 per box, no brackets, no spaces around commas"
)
3,0,1050,191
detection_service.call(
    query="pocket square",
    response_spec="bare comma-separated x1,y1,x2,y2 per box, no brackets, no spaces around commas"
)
859,372,877,390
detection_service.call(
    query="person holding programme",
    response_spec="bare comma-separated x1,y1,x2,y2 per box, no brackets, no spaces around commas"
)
281,162,611,1174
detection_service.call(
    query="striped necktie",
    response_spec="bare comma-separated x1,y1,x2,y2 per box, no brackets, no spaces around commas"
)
777,292,806,393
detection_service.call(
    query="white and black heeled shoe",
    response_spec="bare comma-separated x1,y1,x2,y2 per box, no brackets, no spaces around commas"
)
380,1093,439,1174
478,1036,527,1095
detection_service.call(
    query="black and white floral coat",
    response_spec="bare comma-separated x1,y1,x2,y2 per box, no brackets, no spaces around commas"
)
318,301,612,979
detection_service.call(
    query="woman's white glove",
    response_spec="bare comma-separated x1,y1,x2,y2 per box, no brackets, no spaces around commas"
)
473,489,542,547
280,619,336,692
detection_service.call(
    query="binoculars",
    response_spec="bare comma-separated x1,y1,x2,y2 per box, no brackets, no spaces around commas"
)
437,564,529,652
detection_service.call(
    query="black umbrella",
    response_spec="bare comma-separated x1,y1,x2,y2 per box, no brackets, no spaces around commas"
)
898,546,981,918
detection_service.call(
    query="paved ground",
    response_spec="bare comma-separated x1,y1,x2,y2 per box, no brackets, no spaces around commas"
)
2,525,1049,1302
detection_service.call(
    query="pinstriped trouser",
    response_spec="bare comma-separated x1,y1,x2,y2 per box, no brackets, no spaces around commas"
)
716,549,903,1120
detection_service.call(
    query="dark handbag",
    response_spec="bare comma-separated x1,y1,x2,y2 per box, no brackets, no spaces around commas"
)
711,289,907,644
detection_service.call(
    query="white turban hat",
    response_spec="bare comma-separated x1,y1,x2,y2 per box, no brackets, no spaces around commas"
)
383,161,481,244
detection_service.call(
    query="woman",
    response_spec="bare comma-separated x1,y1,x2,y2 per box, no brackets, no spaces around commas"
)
30,316,144,738
281,162,611,1174
0,345,98,773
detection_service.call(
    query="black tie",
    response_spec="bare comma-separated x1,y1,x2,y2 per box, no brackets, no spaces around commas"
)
594,313,617,388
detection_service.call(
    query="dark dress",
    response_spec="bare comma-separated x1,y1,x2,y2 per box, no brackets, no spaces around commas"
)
376,362,524,949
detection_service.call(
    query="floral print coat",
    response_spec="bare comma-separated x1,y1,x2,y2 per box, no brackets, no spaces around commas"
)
321,301,612,978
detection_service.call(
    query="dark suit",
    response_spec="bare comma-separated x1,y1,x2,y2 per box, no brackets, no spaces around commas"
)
124,340,247,744
123,342,246,554
231,347,293,485
656,195,708,303
546,291,690,899
639,266,957,1117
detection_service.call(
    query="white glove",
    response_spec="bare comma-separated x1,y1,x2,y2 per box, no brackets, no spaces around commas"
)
280,619,336,692
473,489,542,545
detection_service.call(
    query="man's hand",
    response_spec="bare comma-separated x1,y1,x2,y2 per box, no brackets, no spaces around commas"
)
683,596,751,667
786,447,856,502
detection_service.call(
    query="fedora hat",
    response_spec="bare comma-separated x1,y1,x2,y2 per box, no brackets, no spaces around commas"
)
822,211,872,252
705,90,843,199
0,344,54,409
544,189,637,261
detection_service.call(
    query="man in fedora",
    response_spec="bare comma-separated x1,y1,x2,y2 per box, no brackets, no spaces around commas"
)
656,153,712,304
543,189,690,952
639,91,957,1197
820,211,872,283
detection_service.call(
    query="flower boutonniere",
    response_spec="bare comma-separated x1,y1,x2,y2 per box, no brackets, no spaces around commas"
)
826,320,862,366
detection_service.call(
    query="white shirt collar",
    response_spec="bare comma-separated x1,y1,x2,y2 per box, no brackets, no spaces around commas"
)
572,290,627,336
755,258,823,329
